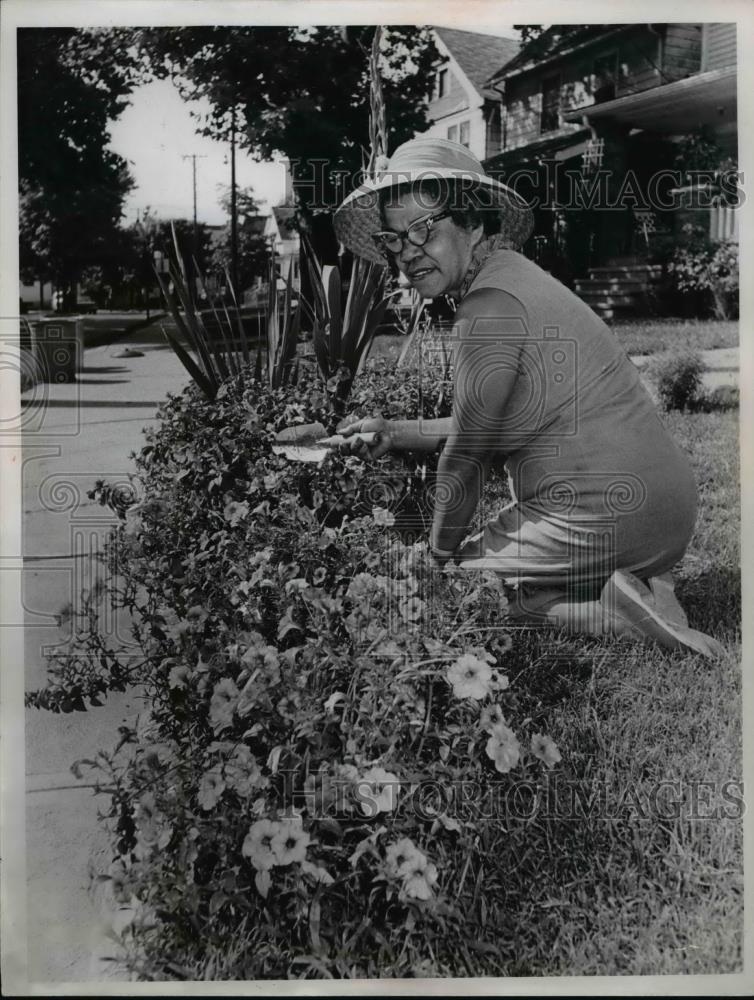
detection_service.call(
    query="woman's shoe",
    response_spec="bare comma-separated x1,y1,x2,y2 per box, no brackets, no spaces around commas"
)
644,572,689,628
603,570,725,659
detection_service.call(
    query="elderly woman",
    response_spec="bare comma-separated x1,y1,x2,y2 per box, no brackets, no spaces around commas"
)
333,137,722,658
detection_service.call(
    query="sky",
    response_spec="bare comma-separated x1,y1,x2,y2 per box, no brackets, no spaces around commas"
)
107,23,519,229
107,78,289,228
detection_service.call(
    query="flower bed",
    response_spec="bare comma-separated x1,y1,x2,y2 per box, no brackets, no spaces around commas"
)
29,359,564,979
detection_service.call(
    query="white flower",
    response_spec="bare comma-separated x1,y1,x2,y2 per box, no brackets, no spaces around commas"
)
209,678,240,732
446,654,493,700
530,732,562,768
271,819,311,866
356,766,401,817
242,819,279,871
198,766,225,810
485,722,521,773
372,506,396,527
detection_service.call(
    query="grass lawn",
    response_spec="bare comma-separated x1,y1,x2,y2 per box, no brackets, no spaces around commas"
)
453,406,741,976
611,318,739,357
368,317,739,368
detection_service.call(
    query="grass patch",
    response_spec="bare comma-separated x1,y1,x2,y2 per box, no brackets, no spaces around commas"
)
611,319,738,357
369,319,739,369
466,405,742,976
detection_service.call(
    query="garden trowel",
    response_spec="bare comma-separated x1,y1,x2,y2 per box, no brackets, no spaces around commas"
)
272,421,377,463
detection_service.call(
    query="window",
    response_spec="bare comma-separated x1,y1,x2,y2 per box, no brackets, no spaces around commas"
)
540,74,561,133
459,120,470,147
436,68,449,98
447,124,459,143
592,52,618,103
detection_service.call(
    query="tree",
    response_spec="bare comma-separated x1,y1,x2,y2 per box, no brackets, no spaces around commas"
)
135,26,441,261
206,186,271,296
17,29,143,308
125,211,213,309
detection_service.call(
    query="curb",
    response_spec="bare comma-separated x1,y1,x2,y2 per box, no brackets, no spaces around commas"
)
84,313,167,349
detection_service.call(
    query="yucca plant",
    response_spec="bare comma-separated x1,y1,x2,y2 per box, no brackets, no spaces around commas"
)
300,232,390,416
262,253,300,389
156,225,300,399
395,286,429,368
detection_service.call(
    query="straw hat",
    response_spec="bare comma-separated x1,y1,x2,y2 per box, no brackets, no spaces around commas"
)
333,136,533,264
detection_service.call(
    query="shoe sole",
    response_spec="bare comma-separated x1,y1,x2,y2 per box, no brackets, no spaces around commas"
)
607,571,725,659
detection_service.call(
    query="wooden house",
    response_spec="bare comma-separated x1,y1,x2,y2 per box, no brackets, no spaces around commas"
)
484,23,737,318
420,27,519,161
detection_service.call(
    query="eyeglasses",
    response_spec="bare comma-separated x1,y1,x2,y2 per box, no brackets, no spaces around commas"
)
372,210,452,256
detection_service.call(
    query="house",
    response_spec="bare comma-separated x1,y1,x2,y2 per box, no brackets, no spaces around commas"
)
239,203,301,307
419,27,520,161
271,204,300,290
484,23,737,317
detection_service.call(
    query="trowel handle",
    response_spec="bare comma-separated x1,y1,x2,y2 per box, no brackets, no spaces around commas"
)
318,431,379,448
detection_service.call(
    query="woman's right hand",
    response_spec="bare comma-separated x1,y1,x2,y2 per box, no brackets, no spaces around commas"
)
335,416,394,461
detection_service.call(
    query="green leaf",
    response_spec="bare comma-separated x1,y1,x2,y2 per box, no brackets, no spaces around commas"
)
160,325,216,400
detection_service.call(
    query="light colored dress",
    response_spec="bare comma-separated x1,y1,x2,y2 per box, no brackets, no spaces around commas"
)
454,249,698,593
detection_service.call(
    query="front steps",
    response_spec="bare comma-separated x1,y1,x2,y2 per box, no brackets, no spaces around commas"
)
574,260,663,320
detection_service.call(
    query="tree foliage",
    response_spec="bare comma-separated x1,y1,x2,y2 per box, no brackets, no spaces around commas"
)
206,186,271,293
17,28,143,305
136,26,442,260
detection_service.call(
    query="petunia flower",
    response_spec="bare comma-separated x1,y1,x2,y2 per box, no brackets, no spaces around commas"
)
485,722,521,774
530,732,562,769
209,677,240,733
446,654,493,700
123,505,143,537
197,766,225,810
223,499,250,526
270,819,311,866
346,572,380,600
384,837,423,878
357,766,401,817
241,639,280,685
168,662,190,690
385,838,439,900
372,506,396,527
399,596,425,624
242,819,280,871
134,792,170,851
224,746,268,798
479,703,506,733
403,858,439,901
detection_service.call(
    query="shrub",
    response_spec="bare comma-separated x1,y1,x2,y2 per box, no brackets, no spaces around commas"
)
667,226,739,320
646,349,707,412
28,359,568,980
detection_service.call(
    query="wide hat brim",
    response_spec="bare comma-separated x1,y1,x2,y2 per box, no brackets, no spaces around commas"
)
334,166,534,265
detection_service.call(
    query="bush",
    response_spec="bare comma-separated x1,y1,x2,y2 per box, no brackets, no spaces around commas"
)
27,360,571,980
667,227,739,320
646,349,706,412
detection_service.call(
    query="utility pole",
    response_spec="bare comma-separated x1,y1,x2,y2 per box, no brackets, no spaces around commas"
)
230,107,239,298
182,153,206,299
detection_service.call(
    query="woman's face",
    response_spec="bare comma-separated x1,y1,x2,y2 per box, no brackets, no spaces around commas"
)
382,188,483,299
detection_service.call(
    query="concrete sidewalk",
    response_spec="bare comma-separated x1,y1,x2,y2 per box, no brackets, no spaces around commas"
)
21,323,189,984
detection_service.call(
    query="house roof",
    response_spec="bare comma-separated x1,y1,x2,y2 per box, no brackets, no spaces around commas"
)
562,65,737,133
242,214,269,236
434,27,519,98
272,204,299,240
488,24,630,84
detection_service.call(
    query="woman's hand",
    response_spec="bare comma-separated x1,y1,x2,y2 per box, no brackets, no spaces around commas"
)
335,416,394,461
